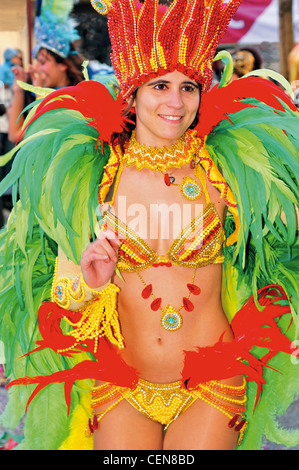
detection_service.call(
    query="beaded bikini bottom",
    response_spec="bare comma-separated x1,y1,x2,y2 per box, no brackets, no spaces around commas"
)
88,377,248,445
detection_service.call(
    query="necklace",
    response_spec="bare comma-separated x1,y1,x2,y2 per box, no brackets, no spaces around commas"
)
122,129,201,172
137,266,201,331
123,129,204,200
164,173,203,200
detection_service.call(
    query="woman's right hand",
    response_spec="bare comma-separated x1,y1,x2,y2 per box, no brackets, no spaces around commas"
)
12,66,28,93
80,228,121,289
27,64,46,88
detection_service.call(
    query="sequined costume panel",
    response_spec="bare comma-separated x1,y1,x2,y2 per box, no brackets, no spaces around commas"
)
89,378,248,445
103,202,225,272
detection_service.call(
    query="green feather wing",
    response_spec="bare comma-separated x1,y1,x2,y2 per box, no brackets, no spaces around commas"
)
207,98,299,284
0,107,110,263
209,94,299,450
0,96,111,448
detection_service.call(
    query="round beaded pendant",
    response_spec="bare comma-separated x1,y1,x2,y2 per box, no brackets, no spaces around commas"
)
160,305,183,331
91,0,111,15
180,176,202,200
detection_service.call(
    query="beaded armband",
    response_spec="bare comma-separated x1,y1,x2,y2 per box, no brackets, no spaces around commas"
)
61,282,124,353
51,258,110,310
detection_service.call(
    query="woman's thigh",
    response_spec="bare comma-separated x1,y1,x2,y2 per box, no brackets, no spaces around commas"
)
93,399,164,450
163,398,240,450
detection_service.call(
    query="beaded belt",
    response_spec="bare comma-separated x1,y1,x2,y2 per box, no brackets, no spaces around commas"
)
87,378,247,445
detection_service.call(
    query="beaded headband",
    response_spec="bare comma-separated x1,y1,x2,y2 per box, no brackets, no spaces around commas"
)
91,0,241,98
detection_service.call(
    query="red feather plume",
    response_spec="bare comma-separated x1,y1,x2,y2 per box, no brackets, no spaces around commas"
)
196,76,298,140
7,301,138,415
17,80,127,151
7,339,138,415
182,285,293,410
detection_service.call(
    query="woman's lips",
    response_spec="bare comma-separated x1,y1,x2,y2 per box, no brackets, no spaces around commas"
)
158,114,183,122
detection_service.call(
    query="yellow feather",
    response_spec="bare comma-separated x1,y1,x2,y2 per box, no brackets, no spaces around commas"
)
59,383,93,450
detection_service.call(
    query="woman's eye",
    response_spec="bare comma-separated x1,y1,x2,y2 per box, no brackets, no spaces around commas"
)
154,83,168,90
183,85,196,92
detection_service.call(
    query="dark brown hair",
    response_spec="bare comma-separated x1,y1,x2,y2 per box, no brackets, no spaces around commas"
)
111,91,137,152
45,44,85,86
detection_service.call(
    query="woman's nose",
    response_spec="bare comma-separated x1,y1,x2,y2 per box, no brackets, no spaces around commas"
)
167,89,184,109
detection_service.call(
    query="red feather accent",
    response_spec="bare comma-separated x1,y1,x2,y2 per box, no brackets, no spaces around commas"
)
6,300,138,414
196,76,297,140
7,336,138,415
20,301,81,358
17,81,127,151
182,285,293,410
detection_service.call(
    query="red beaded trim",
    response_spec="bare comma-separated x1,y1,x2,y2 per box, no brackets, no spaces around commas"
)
98,148,121,206
199,154,238,209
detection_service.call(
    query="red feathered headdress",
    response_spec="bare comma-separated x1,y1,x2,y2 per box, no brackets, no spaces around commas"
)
91,0,242,98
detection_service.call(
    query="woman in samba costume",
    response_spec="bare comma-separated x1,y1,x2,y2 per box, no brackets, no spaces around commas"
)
1,0,299,451
52,0,248,450
82,71,244,450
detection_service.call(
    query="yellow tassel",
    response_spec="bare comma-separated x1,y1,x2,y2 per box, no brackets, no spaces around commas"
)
61,283,124,353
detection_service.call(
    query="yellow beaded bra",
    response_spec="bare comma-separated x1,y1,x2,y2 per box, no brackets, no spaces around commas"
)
103,198,225,273
101,129,226,272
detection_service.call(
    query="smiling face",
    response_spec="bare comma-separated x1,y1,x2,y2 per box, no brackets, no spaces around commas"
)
132,70,201,148
36,48,69,88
